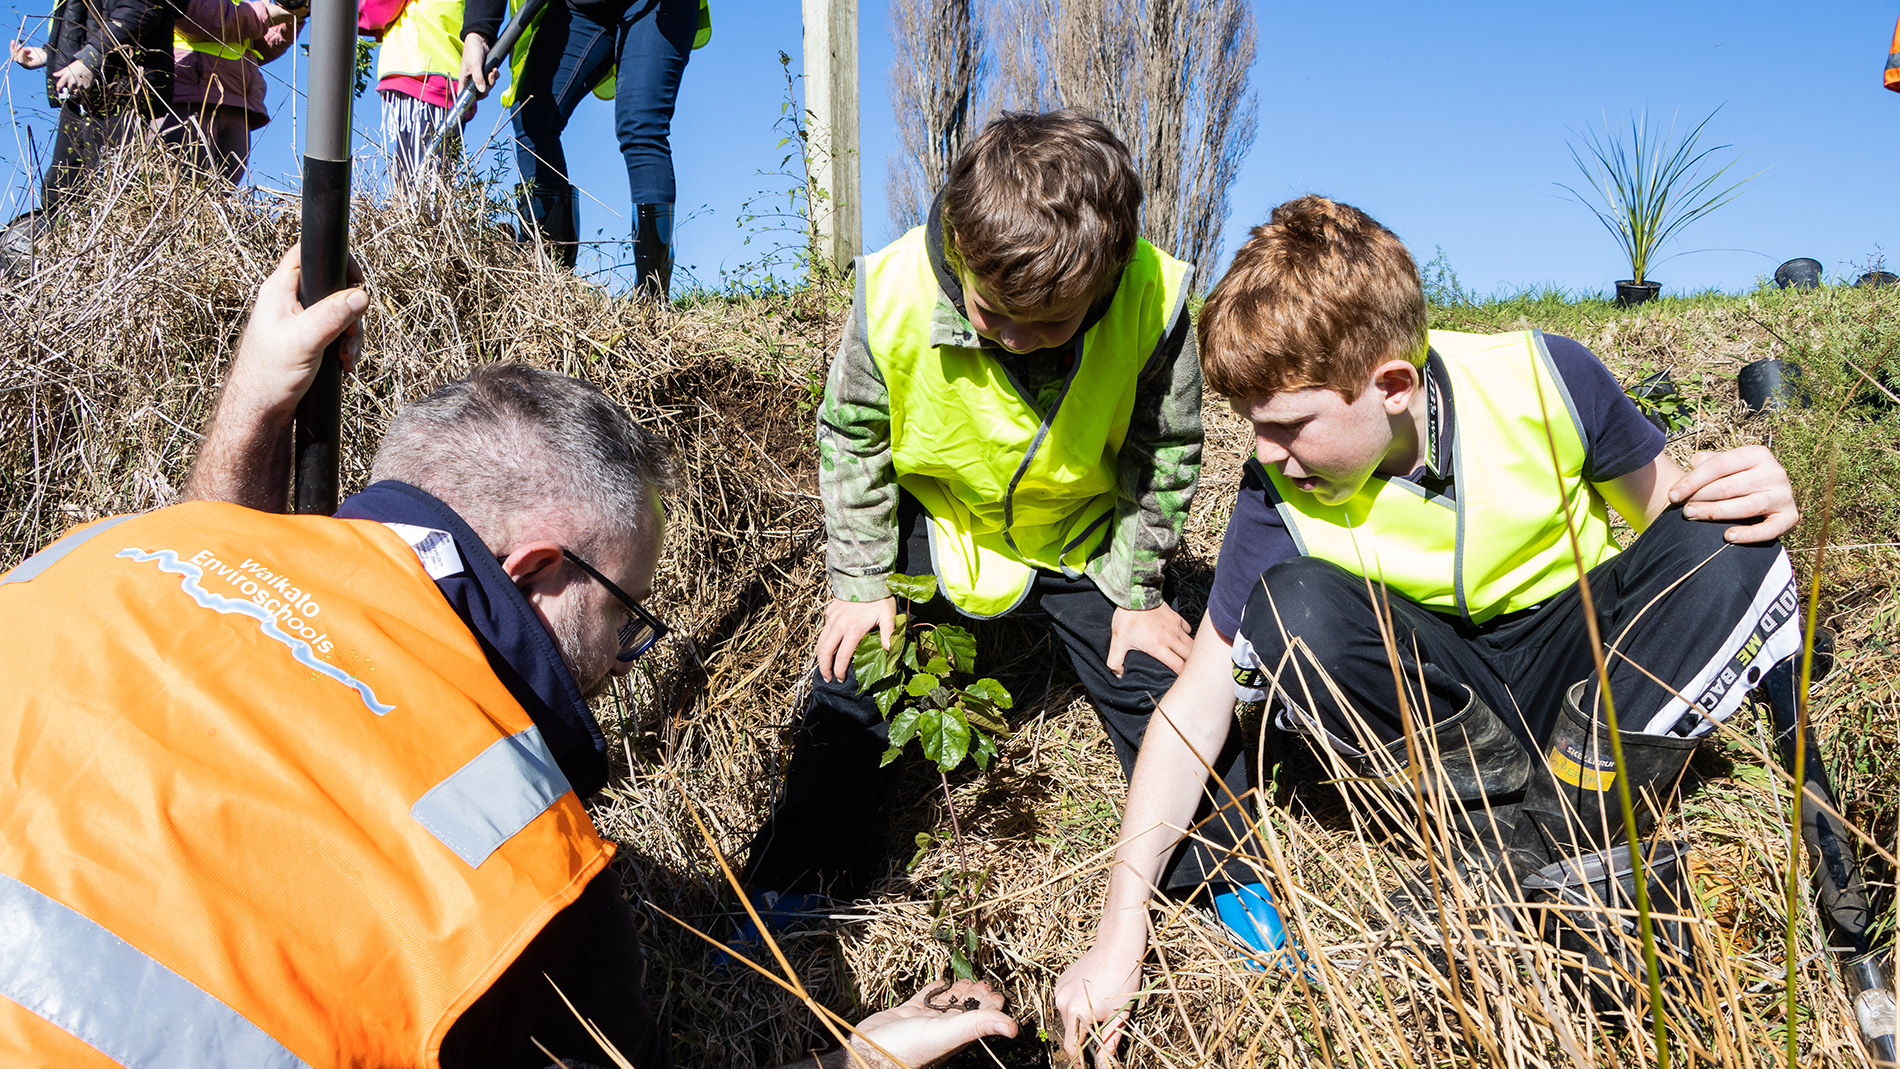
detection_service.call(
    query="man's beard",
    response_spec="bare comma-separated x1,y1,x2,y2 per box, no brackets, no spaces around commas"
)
552,597,617,702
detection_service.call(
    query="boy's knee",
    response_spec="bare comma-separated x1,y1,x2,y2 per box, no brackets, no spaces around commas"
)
1236,557,1373,658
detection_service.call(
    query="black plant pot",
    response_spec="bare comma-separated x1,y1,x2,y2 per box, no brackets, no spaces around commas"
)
1856,270,1898,289
1774,258,1823,290
1614,280,1660,307
1739,357,1804,415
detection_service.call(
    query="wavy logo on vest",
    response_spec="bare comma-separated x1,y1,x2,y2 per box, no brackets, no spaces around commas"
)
116,547,397,716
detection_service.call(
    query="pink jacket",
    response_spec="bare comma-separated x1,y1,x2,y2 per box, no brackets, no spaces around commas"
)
172,0,294,128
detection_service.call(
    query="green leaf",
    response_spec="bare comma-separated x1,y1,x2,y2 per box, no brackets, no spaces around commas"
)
949,946,975,981
887,706,922,753
924,655,951,675
920,707,971,772
961,700,1010,737
938,626,978,674
905,672,941,697
970,730,999,770
907,832,935,872
966,677,1014,710
873,684,901,718
965,925,979,958
879,743,904,767
850,634,893,689
886,573,938,604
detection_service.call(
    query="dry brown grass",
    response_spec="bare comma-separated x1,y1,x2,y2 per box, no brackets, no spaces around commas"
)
2,145,1895,1068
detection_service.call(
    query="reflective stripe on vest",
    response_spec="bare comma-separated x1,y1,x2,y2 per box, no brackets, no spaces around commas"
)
0,873,313,1069
375,0,467,81
0,513,135,584
500,0,710,108
0,502,613,1067
174,0,262,66
861,227,1192,616
1263,329,1617,623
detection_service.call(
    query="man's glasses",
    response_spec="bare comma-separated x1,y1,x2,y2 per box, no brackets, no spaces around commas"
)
561,548,670,663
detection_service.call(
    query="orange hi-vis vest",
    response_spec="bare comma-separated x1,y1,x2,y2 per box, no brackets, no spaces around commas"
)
0,502,614,1068
1886,13,1900,93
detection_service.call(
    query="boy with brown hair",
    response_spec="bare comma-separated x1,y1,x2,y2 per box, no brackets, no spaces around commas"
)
740,110,1260,921
1055,194,1805,1061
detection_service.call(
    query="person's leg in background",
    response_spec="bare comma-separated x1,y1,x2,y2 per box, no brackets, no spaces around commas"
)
510,1,617,269
611,0,694,299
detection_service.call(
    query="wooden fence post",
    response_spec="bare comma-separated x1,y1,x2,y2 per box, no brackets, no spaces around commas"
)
801,0,860,277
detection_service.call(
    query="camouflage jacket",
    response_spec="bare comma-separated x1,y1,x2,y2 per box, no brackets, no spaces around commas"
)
817,215,1203,611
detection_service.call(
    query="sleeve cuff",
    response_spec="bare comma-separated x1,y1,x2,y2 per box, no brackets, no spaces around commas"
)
830,573,891,602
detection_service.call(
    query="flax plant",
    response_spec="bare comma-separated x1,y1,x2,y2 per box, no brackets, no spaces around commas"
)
1561,108,1755,287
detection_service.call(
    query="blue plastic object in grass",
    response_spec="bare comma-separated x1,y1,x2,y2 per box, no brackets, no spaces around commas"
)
716,891,832,972
1213,882,1299,973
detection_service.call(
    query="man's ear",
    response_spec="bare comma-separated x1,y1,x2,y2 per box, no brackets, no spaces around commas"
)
1372,359,1421,414
498,541,565,595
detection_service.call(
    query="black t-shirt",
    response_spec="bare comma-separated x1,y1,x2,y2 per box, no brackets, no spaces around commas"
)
1204,334,1665,640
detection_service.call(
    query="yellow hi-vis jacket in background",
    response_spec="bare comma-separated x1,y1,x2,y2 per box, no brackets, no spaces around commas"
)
376,0,467,83
0,502,612,1068
1260,329,1618,624
501,0,711,109
860,227,1193,617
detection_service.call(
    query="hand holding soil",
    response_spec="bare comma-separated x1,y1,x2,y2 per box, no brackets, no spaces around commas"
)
841,980,1017,1068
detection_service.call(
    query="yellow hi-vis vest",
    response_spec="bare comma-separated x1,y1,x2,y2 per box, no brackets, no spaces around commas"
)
376,0,467,82
174,0,262,62
1261,329,1618,624
0,502,613,1068
861,226,1193,617
501,0,711,109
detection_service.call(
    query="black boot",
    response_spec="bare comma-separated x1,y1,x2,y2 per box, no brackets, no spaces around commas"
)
1513,680,1701,1012
633,202,673,301
517,184,580,271
1375,689,1536,928
1510,680,1698,864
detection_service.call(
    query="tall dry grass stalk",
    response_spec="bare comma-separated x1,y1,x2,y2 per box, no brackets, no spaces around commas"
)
2,141,1893,1068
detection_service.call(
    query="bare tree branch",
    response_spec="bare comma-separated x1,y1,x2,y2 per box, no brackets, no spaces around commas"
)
886,0,987,231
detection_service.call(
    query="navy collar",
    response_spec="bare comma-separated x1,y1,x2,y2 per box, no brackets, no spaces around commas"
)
335,480,609,797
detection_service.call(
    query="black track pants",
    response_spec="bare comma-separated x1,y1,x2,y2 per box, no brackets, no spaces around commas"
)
744,497,1258,896
1231,506,1801,758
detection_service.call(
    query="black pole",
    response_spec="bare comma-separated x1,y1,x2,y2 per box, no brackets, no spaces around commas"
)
1763,653,1898,1063
293,0,356,515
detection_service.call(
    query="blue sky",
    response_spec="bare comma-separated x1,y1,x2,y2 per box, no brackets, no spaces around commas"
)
4,1,1897,296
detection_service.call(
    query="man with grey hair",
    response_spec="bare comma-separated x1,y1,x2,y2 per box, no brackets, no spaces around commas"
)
0,247,1017,1068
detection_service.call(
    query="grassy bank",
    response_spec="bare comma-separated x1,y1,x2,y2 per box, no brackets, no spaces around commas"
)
3,154,1896,1067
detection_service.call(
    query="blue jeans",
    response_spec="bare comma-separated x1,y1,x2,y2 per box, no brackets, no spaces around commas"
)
512,0,695,216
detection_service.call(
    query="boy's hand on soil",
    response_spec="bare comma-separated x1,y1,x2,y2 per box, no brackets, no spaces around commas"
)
846,979,1016,1068
223,246,367,425
1054,945,1142,1068
1108,604,1192,676
1669,445,1798,544
815,596,896,683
